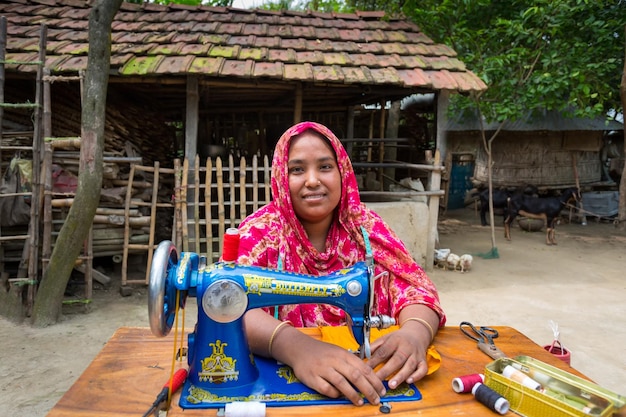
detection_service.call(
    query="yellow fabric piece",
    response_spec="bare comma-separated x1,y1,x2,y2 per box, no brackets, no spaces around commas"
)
319,325,441,376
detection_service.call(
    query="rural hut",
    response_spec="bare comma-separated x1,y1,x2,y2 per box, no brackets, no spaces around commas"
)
0,0,486,307
443,109,624,210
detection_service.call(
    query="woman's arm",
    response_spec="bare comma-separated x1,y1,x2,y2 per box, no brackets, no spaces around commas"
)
243,308,386,406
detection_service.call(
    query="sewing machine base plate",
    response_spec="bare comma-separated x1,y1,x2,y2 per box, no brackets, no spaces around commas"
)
179,355,422,409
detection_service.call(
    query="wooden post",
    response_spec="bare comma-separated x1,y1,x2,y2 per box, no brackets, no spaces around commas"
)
293,82,302,124
426,150,442,270
185,76,199,249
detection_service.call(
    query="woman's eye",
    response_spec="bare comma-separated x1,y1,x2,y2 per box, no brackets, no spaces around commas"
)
289,166,303,174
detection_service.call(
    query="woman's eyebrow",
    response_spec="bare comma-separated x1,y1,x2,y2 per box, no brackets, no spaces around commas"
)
288,156,334,165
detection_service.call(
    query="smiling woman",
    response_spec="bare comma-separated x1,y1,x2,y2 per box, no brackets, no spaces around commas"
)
234,121,445,406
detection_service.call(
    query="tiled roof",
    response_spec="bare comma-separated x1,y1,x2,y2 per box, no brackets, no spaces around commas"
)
1,0,487,98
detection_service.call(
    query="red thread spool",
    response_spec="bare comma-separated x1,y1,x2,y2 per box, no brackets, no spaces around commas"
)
222,228,240,262
452,373,485,393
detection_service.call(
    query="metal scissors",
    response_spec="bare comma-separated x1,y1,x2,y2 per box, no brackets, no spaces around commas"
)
460,321,506,360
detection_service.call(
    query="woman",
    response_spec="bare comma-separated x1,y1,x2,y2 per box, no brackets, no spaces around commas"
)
237,121,445,406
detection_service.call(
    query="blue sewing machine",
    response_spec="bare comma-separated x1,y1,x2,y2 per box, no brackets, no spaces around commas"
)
148,240,420,409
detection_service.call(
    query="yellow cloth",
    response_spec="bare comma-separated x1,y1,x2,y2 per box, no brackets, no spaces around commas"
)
319,325,441,376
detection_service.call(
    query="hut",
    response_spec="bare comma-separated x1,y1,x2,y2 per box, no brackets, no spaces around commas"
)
0,0,486,306
443,109,624,209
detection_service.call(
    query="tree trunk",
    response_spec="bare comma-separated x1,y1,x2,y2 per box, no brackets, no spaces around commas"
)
31,0,122,326
618,25,626,231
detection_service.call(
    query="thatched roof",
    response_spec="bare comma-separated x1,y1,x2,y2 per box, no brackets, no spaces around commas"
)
1,0,486,118
446,109,623,132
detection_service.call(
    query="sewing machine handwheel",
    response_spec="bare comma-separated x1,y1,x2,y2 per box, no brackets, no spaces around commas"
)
148,240,184,337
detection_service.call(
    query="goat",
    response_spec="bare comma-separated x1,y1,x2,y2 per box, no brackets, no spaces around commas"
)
476,185,539,226
504,187,580,245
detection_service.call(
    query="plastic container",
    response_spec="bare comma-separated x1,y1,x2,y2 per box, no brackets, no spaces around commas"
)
484,356,625,417
543,340,571,365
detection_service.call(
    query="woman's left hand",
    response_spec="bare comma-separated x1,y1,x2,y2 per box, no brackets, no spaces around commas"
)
366,325,430,389
366,305,439,389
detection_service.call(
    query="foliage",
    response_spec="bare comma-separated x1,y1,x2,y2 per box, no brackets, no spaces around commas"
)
402,0,626,124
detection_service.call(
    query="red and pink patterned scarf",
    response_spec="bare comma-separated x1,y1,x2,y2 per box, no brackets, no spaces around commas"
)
237,121,445,327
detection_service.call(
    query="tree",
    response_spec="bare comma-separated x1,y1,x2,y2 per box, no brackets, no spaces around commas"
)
617,25,626,231
31,0,123,326
403,0,626,246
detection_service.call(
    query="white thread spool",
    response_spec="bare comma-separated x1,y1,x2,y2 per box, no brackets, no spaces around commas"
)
502,365,542,390
224,401,266,417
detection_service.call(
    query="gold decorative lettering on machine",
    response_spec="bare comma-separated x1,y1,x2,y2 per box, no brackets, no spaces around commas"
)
244,274,346,298
199,340,239,384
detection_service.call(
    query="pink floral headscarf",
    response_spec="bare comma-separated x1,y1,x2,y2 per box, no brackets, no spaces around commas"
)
237,121,445,327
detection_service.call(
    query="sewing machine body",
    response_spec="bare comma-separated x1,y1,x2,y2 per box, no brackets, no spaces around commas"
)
148,240,389,409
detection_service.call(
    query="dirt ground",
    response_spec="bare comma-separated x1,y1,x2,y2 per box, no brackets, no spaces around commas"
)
1,206,625,417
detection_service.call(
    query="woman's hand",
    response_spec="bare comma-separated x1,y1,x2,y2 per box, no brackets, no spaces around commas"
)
366,305,440,389
367,325,430,389
274,328,386,406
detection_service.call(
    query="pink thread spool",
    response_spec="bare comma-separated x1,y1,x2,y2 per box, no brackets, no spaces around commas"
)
452,373,485,393
543,340,571,365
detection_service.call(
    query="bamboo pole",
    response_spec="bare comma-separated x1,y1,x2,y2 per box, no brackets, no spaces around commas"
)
216,157,225,254
204,157,213,261
194,155,200,254
144,161,160,285
252,154,259,212
263,155,270,204
41,143,53,273
173,158,182,250
181,158,189,252
228,154,236,229
121,164,136,286
239,156,246,223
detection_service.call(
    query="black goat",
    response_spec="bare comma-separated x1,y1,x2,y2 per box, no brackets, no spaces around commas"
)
477,188,511,226
504,187,580,245
477,185,539,226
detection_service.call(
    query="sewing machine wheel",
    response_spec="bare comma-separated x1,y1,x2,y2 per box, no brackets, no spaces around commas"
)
149,240,185,337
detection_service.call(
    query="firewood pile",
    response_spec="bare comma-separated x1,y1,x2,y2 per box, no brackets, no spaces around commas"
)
3,84,177,261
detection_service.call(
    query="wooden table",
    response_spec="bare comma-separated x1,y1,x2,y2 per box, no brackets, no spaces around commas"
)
47,326,615,416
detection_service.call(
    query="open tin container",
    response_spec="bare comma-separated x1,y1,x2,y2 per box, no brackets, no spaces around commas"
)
484,356,625,417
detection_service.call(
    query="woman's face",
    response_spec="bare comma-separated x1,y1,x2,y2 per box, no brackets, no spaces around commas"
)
287,131,342,229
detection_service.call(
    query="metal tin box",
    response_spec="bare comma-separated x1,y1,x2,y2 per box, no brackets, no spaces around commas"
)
484,356,625,417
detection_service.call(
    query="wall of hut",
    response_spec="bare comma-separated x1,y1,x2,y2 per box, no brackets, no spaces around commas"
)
446,130,604,189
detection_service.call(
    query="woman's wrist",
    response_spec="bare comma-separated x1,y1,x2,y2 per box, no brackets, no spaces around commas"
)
268,321,293,356
400,317,434,342
397,304,440,346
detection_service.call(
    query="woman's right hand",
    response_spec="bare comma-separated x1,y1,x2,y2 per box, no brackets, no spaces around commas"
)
273,326,386,406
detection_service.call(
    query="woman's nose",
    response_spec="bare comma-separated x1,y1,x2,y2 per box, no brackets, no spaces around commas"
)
305,173,321,187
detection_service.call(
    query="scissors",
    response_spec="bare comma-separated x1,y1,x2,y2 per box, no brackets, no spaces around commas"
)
460,321,506,360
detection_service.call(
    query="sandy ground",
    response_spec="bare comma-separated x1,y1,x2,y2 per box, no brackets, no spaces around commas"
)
1,206,625,416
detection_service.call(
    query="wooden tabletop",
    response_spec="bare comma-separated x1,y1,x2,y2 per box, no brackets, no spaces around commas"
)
47,326,604,416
